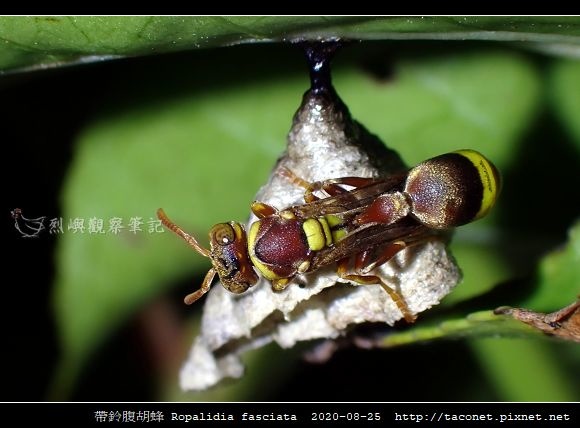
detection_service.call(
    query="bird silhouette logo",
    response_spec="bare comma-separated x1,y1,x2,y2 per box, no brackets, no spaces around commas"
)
11,208,46,238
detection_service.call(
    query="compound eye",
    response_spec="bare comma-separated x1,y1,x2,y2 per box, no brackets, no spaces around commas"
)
211,223,236,246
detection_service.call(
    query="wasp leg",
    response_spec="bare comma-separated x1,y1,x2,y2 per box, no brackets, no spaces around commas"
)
277,167,324,202
358,241,407,274
184,268,217,305
308,177,380,202
278,167,312,190
278,167,377,203
271,277,292,292
251,201,278,219
337,255,416,323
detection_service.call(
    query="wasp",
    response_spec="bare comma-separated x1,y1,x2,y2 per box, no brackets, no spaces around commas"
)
158,150,500,323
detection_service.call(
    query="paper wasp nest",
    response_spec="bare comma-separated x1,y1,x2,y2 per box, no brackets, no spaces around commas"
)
180,46,461,391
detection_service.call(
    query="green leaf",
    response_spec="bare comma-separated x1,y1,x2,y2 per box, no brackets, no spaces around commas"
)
50,47,541,397
522,220,580,311
373,305,578,402
444,240,511,305
366,310,579,401
550,59,580,151
470,337,577,401
375,311,544,347
376,222,579,343
51,73,302,397
1,16,579,72
337,49,540,169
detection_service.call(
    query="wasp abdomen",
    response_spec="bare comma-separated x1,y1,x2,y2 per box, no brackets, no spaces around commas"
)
405,150,500,229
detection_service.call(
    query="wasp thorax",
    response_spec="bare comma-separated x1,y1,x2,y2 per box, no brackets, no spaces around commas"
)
208,222,259,294
404,150,500,229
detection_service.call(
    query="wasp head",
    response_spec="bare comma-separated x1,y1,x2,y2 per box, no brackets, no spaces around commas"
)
208,222,259,294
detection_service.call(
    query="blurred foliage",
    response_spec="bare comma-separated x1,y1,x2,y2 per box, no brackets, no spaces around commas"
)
1,17,578,401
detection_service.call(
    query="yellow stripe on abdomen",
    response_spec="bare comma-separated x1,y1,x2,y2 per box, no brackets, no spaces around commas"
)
454,149,500,220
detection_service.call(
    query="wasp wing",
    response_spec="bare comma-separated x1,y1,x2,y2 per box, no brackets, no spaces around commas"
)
310,218,437,268
289,174,406,219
